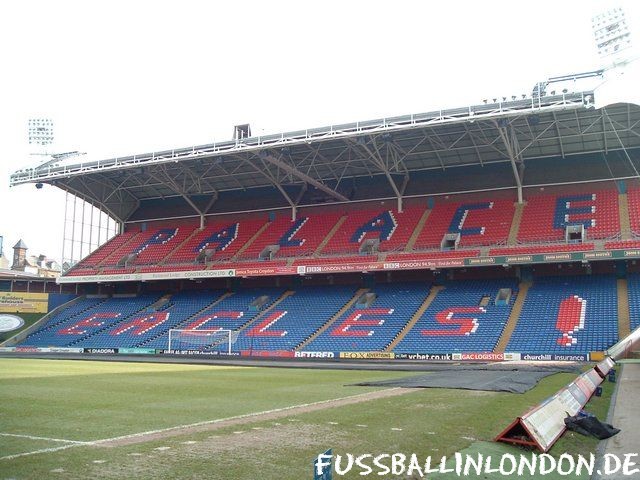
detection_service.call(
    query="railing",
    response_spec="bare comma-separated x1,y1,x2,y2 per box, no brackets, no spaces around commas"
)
10,92,592,187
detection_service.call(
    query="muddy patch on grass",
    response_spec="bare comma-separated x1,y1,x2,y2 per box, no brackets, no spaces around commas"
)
94,387,413,447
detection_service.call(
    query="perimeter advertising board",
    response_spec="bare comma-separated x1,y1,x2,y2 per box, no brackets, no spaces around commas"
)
0,292,49,313
496,366,604,452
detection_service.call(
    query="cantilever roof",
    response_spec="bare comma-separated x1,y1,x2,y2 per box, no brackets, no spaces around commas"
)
9,90,640,222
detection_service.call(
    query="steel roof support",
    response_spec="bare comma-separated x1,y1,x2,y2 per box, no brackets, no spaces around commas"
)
348,137,405,212
244,155,299,220
149,170,208,228
495,120,524,203
257,152,349,203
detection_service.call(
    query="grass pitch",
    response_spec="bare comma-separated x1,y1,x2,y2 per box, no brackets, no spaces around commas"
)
0,358,612,479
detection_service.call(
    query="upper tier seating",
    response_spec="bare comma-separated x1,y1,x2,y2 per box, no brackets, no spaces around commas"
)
395,279,519,354
238,213,343,260
133,227,195,265
320,206,425,255
413,200,514,250
305,282,431,352
518,190,620,243
164,219,265,264
627,188,640,236
506,275,618,354
76,231,139,268
65,188,627,278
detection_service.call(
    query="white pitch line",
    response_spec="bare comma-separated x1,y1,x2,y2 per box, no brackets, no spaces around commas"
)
0,433,91,445
0,443,84,461
92,388,401,445
1,388,403,461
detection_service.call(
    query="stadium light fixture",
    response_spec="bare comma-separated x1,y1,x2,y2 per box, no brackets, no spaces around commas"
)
28,118,54,146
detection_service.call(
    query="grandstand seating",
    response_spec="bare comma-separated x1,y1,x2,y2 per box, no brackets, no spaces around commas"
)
518,190,620,243
76,231,139,268
506,275,618,354
233,286,357,352
16,273,624,356
20,297,109,345
413,200,514,250
627,187,640,236
395,279,519,353
625,274,640,331
65,188,633,279
21,295,160,347
238,213,342,260
133,227,194,265
163,219,264,264
141,287,286,350
320,206,424,255
305,282,431,352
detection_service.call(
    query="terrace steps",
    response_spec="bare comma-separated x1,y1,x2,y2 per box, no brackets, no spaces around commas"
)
507,202,526,246
494,281,531,353
295,288,369,351
405,209,431,252
159,227,202,265
314,216,347,257
230,222,271,262
619,193,632,241
137,291,234,347
618,278,631,340
385,286,444,352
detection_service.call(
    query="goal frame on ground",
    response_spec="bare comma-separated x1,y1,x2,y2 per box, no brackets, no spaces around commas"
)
167,329,234,354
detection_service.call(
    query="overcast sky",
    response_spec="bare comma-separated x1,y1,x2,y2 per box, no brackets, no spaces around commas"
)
0,0,637,264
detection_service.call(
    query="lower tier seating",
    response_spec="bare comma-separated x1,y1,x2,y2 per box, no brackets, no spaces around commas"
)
17,276,621,356
305,282,431,352
506,275,618,354
395,279,519,354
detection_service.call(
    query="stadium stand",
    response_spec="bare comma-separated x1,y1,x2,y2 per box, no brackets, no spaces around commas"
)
626,274,640,331
15,272,625,357
65,185,634,279
395,279,519,353
412,200,515,250
21,295,160,347
76,290,227,349
517,189,620,243
506,275,618,354
141,287,286,350
304,282,431,352
238,212,342,259
233,285,357,352
319,206,424,255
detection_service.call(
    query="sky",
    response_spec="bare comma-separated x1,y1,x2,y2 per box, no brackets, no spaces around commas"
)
0,0,638,265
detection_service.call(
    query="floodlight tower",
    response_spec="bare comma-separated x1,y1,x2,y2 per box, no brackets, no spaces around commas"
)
590,3,640,108
592,6,634,65
27,117,55,160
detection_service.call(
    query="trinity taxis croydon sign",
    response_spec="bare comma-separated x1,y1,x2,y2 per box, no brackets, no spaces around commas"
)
58,247,640,283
